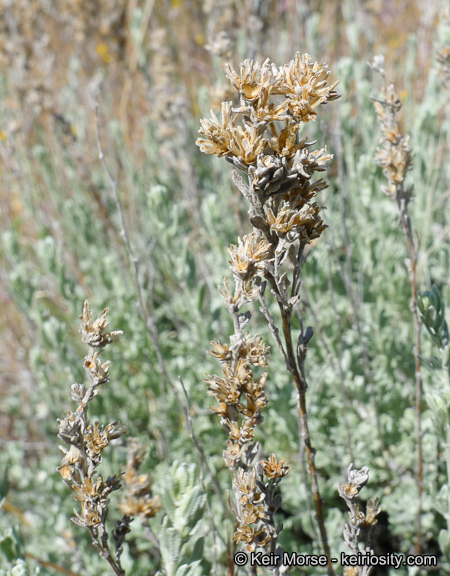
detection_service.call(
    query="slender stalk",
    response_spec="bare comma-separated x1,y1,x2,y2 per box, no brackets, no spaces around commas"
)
265,267,334,575
178,374,227,549
371,57,423,553
95,103,183,409
90,535,124,576
25,555,84,576
397,205,423,555
285,317,333,575
445,422,450,537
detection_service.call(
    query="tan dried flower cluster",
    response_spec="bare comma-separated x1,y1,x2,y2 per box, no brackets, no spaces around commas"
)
228,232,271,281
57,302,130,576
207,323,288,554
198,53,339,569
373,82,413,206
207,332,269,464
120,439,161,519
197,53,338,245
207,232,289,557
338,464,382,563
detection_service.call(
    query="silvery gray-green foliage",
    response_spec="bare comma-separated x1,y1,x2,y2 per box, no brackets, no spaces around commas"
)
419,285,450,566
158,463,205,576
0,527,35,576
0,558,33,576
1,4,450,574
419,285,450,377
0,472,30,574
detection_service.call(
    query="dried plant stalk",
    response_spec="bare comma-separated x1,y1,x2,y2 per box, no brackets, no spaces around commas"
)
57,301,131,576
197,53,339,574
370,54,423,554
338,464,382,576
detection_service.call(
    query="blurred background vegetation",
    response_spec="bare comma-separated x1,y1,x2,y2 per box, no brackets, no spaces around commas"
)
0,0,449,574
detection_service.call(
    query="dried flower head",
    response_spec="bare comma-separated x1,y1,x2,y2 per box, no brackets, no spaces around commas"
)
338,463,370,500
197,101,235,156
228,233,271,281
120,439,161,519
339,464,382,559
260,454,289,479
79,300,123,348
373,82,413,204
275,53,340,122
225,58,277,106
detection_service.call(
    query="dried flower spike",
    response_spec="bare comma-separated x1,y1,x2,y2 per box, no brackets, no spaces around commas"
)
339,463,382,569
371,58,423,554
198,52,339,575
57,301,130,576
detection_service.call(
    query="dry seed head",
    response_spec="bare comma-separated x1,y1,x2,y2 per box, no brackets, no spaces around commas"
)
84,352,111,385
240,334,270,367
233,469,263,505
71,382,86,403
338,463,370,500
260,453,289,479
268,125,308,158
373,77,413,207
275,53,340,122
228,233,271,281
233,523,256,548
208,340,232,363
241,502,267,524
120,439,161,519
84,421,128,459
265,202,326,242
58,445,82,481
58,409,83,444
362,497,383,526
71,475,122,528
197,102,235,156
218,277,259,309
228,123,268,165
79,300,122,348
223,440,242,467
225,57,277,105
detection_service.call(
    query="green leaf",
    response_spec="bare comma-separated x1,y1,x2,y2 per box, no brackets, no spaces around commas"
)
159,524,182,576
0,527,25,564
0,470,9,509
439,529,450,562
